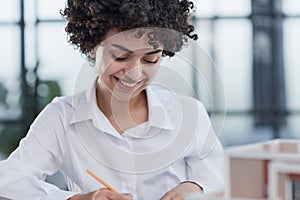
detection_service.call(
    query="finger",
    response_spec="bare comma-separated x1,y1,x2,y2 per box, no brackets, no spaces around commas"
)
123,193,133,200
92,188,132,200
92,189,101,200
94,188,112,200
160,192,184,200
170,194,184,200
160,192,171,200
107,194,132,200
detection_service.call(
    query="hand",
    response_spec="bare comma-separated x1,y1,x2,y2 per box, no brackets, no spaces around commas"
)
159,181,203,200
68,188,133,200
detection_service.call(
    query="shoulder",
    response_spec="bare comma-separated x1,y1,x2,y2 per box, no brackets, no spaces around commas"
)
150,87,205,112
50,91,85,109
37,91,86,122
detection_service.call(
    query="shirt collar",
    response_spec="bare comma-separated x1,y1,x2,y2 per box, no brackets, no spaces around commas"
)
69,80,173,132
146,86,173,130
69,78,96,124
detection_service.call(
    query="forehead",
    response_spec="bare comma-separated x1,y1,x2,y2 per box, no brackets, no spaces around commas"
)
102,29,163,51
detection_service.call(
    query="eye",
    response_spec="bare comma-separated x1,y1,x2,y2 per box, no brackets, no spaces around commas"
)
143,59,158,64
142,56,159,64
111,53,128,61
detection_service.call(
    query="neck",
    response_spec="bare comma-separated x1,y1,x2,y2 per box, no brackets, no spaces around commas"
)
96,83,148,133
96,87,145,116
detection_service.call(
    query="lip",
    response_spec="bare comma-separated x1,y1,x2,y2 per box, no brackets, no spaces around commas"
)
119,79,138,87
113,76,143,90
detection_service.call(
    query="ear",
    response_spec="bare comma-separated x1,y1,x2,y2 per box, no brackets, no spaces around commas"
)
89,49,96,59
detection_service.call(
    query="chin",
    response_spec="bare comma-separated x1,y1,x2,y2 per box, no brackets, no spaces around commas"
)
111,86,146,101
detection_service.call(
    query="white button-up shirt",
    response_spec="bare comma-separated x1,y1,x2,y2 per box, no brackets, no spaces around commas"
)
0,80,224,200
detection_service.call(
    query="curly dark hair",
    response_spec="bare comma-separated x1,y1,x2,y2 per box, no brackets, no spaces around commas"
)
61,0,198,58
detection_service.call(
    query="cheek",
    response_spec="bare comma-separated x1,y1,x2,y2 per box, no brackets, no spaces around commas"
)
144,65,160,79
98,56,119,75
96,49,117,73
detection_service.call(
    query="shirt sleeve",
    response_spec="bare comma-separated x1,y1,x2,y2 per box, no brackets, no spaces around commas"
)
185,102,225,194
0,100,78,200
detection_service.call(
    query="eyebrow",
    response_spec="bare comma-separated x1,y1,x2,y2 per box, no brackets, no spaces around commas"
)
111,44,163,55
145,49,163,55
111,44,133,54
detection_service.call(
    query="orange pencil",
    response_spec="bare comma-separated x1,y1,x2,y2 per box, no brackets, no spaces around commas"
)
86,169,119,193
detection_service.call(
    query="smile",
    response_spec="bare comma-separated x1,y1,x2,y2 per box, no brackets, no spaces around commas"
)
119,79,137,87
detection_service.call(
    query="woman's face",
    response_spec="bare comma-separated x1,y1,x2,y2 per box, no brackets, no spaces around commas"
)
94,29,163,101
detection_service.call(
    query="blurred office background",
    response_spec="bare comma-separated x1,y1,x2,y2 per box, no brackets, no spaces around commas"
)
0,0,300,188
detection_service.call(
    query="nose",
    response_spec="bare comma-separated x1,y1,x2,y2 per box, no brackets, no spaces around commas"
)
125,59,142,81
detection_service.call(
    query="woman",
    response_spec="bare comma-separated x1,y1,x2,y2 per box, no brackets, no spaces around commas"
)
0,0,224,199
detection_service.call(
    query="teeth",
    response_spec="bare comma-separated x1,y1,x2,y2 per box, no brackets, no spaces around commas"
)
119,79,137,87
